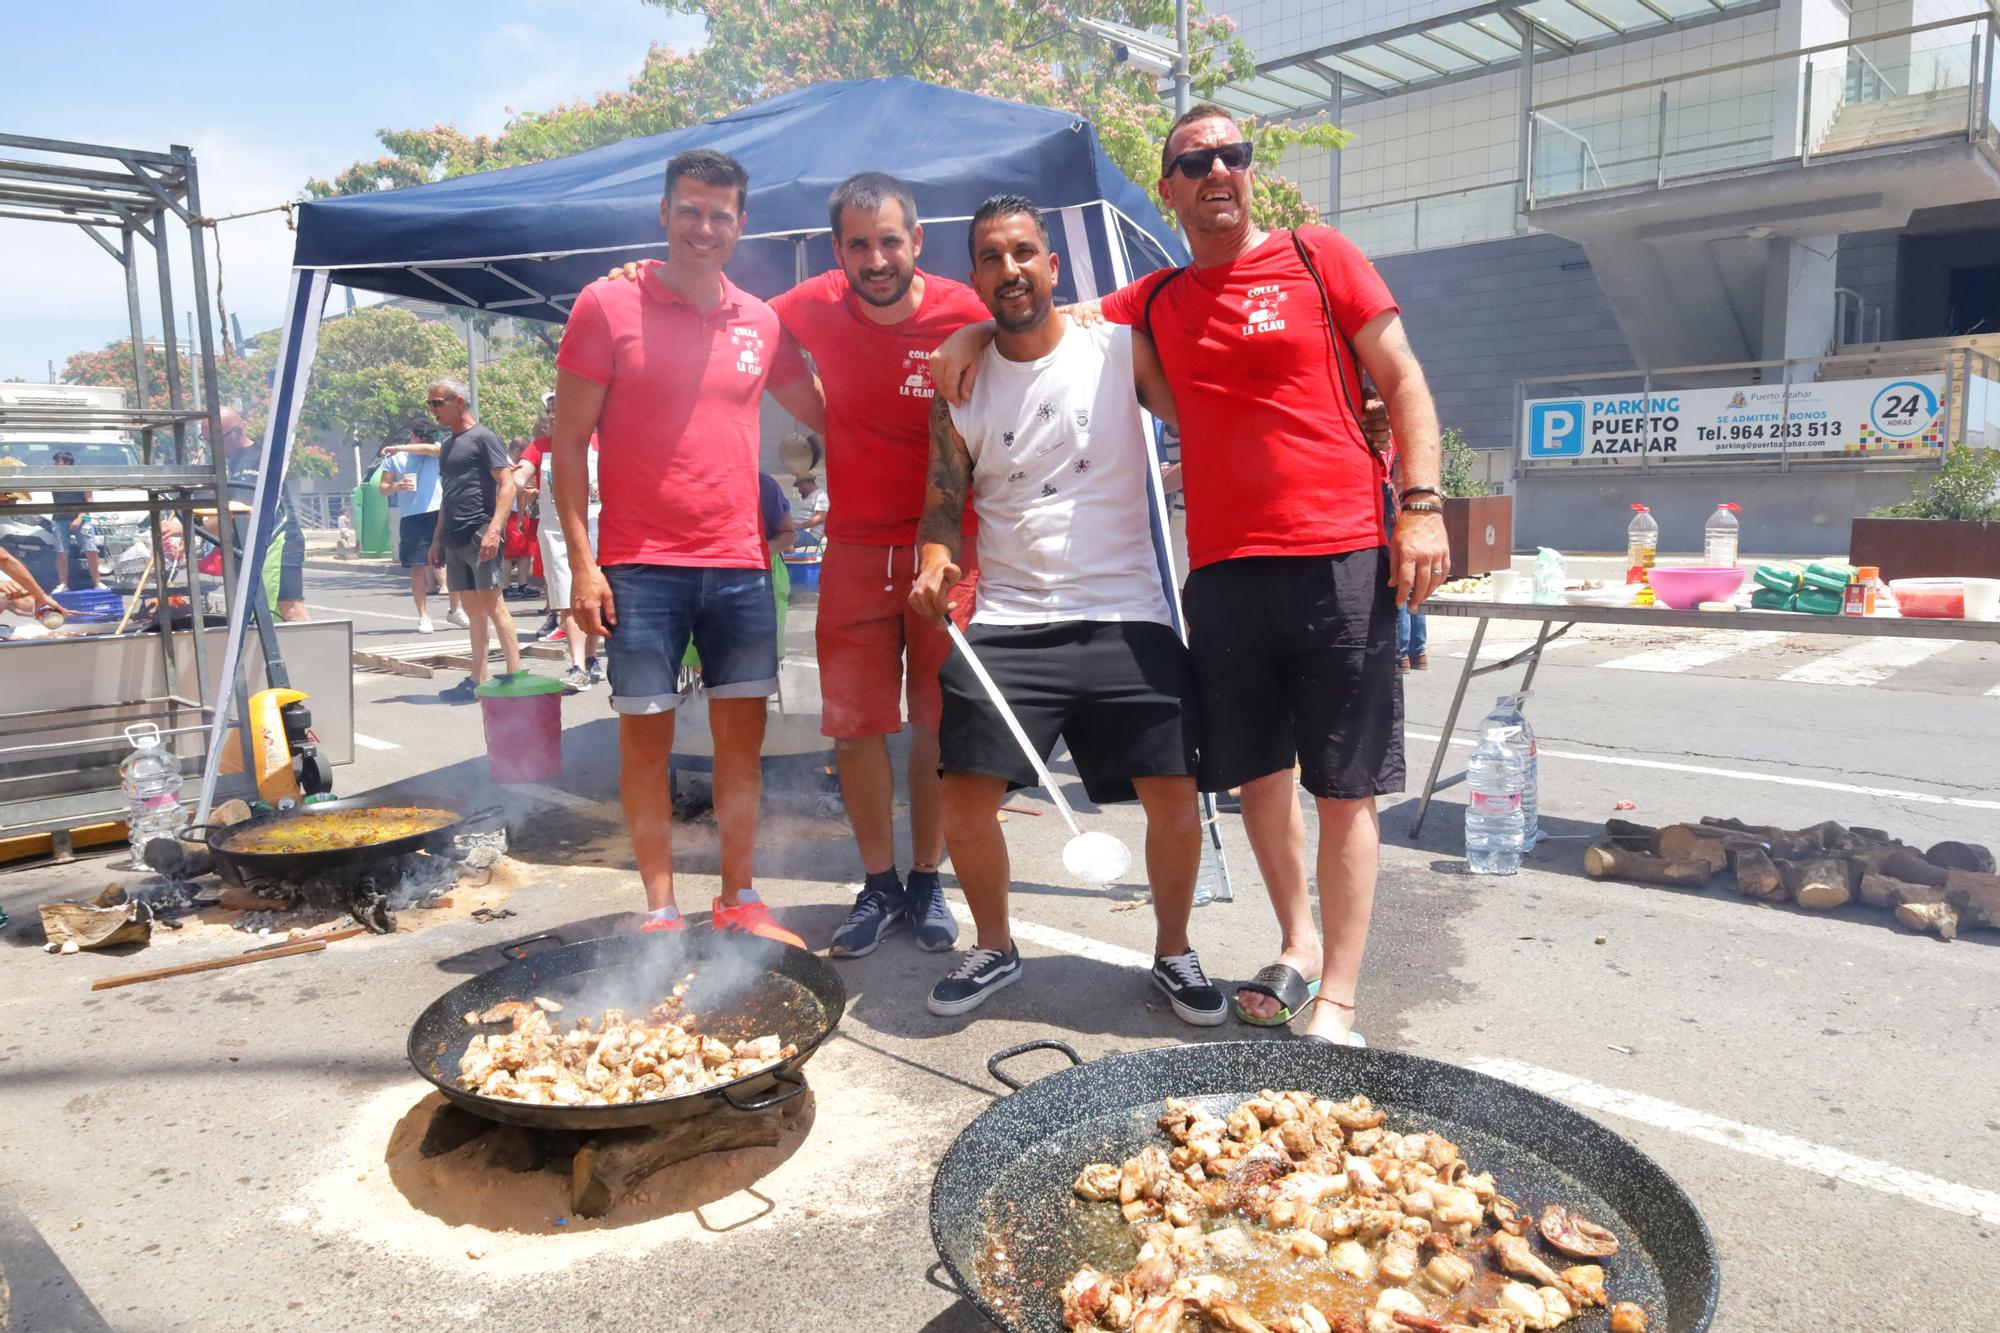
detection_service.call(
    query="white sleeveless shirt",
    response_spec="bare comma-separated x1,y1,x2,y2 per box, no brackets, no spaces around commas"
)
946,320,1170,627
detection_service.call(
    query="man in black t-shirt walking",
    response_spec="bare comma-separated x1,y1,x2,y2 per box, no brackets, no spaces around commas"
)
424,377,522,702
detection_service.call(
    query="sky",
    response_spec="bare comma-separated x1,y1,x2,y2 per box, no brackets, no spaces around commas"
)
0,0,705,383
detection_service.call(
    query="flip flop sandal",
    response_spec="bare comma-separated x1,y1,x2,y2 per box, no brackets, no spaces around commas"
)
1231,964,1320,1027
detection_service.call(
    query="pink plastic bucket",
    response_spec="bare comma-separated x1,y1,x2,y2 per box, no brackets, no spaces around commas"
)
475,679,563,784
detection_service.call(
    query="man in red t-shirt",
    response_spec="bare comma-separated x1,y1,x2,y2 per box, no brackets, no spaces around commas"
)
936,106,1451,1046
552,148,826,948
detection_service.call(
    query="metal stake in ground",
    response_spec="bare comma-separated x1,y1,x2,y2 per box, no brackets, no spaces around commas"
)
944,622,1132,885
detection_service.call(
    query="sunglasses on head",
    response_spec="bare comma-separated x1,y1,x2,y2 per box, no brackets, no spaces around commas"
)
1170,141,1254,180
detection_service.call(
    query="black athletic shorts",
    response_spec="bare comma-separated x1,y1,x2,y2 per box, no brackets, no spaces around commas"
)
938,619,1198,806
1182,548,1404,801
396,512,435,568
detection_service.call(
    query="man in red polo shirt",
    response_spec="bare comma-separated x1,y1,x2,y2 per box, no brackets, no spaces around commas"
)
934,106,1450,1046
552,148,825,946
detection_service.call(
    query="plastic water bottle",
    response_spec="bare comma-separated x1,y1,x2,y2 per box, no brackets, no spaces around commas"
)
119,723,185,870
1703,503,1741,567
1465,725,1526,876
1481,694,1539,847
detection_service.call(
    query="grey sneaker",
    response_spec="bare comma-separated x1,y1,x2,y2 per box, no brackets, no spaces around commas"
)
586,655,605,684
904,871,958,952
559,665,593,694
927,944,1022,1016
828,878,907,957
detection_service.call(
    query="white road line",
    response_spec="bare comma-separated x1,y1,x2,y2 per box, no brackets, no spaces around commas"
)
351,733,400,751
1985,680,2000,697
1406,729,2000,812
1601,630,1795,673
1470,1058,2000,1227
510,782,604,814
302,603,425,623
947,900,1151,972
1777,636,1956,687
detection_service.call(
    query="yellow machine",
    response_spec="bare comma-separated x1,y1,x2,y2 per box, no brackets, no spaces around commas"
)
217,686,323,804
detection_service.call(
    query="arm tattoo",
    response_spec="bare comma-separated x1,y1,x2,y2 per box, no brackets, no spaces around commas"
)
917,394,973,561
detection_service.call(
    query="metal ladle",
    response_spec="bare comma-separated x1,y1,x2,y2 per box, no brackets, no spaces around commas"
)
945,622,1132,885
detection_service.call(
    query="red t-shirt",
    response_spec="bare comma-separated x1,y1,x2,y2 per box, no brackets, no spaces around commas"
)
557,268,805,569
1101,226,1399,571
770,267,988,546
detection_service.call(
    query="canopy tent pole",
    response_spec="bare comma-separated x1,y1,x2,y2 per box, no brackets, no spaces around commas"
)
194,266,331,821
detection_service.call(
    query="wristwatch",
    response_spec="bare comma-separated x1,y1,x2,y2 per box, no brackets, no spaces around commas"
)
1399,486,1444,504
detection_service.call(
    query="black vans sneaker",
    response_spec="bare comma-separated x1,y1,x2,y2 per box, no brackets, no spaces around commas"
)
927,943,1022,1016
1151,950,1226,1027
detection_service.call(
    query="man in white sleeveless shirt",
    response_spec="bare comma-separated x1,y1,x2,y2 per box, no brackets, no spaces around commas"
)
908,195,1223,1025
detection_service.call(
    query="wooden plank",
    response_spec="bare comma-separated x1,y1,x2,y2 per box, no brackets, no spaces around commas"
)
242,925,369,953
90,939,327,991
352,650,434,679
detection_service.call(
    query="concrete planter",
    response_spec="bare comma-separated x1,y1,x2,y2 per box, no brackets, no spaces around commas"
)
1847,517,2000,580
1443,495,1514,579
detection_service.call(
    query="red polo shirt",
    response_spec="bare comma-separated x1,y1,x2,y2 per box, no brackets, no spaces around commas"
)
1100,226,1399,571
770,267,988,546
557,267,805,569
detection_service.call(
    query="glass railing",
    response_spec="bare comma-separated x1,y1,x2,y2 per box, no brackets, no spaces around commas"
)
1333,182,1527,258
1526,12,1996,204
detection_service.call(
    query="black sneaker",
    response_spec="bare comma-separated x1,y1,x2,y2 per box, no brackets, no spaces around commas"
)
438,676,478,704
828,875,907,957
927,943,1022,1016
1151,950,1226,1027
531,613,559,640
904,870,958,952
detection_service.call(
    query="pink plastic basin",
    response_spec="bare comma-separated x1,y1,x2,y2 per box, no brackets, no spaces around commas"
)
1646,566,1746,609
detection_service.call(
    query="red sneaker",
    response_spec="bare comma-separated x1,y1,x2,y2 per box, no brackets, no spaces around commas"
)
638,911,686,933
711,895,805,949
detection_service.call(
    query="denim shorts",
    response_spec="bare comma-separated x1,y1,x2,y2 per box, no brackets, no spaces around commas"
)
602,563,778,715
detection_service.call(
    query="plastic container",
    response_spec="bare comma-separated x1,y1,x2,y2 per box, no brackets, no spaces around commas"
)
1965,578,2000,622
1886,577,1997,619
1646,566,1747,610
1703,502,1741,567
51,586,123,623
1480,694,1539,847
1465,725,1526,876
1842,566,1897,617
781,552,822,592
475,673,565,784
1625,504,1659,593
1530,547,1567,605
119,722,184,870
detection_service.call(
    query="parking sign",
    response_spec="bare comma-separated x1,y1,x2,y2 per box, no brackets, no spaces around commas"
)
1527,400,1584,457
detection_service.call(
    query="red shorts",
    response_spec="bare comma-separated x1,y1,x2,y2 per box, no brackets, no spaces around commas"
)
816,539,978,738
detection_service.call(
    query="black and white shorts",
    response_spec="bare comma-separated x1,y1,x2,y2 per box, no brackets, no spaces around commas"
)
938,619,1198,806
1182,548,1404,801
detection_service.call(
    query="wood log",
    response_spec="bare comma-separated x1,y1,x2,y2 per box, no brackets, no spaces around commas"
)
570,1107,789,1218
1698,818,1821,859
1928,842,1996,875
90,939,326,990
1658,825,1729,875
1779,858,1851,911
1881,849,1949,888
1895,900,1958,941
419,1103,497,1158
217,885,291,913
211,799,253,828
1944,869,2000,930
1858,873,1930,911
1583,845,1712,887
1731,847,1786,902
484,1125,547,1174
1603,819,1660,854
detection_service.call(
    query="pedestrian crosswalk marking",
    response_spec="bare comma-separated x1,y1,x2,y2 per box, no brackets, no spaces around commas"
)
1777,637,1957,687
1601,630,1797,674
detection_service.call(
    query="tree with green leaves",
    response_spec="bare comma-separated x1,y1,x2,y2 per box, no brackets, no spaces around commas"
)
471,341,559,443
302,306,467,450
61,336,277,440
311,0,1347,230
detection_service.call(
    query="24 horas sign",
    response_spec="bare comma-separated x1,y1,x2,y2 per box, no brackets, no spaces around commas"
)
1522,376,1943,460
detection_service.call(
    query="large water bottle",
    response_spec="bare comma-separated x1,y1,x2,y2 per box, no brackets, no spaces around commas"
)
119,723,185,870
1465,725,1527,876
1703,502,1741,567
1480,693,1539,847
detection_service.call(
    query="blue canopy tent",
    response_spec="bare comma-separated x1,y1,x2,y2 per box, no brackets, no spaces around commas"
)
197,77,1189,816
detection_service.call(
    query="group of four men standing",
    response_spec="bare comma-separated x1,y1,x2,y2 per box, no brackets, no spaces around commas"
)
546,102,1449,1044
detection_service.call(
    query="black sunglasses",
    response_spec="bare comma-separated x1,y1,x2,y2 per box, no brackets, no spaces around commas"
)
1170,141,1254,180
426,398,449,408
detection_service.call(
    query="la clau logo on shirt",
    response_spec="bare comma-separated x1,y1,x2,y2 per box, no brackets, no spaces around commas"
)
1242,283,1289,337
898,349,936,398
729,325,765,376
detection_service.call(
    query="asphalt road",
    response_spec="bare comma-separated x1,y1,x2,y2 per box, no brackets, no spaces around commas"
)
1,555,1995,1332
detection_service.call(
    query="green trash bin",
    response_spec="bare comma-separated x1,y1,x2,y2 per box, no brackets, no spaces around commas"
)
354,464,393,559
474,672,565,784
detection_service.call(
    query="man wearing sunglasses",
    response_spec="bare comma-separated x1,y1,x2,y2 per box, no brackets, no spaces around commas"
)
932,105,1447,1048
425,378,523,701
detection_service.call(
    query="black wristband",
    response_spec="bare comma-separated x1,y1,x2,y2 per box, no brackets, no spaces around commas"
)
1401,500,1444,516
1399,486,1444,504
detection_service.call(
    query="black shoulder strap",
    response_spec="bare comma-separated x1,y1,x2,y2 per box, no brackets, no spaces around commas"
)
1140,265,1188,337
1289,228,1372,447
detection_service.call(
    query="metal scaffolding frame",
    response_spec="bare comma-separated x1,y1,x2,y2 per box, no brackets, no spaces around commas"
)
0,133,253,846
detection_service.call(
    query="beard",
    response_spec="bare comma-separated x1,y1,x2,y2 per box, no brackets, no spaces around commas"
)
991,282,1050,334
851,265,915,308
